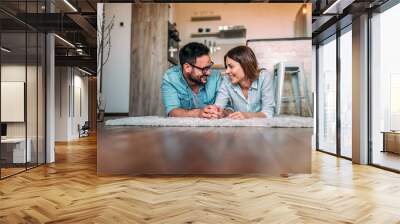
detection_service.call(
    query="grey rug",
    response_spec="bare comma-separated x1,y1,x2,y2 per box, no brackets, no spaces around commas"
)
105,116,313,128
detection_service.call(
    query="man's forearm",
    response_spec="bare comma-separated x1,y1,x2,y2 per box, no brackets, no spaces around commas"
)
168,108,201,117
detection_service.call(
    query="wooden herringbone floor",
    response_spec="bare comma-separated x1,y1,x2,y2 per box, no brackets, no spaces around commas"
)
1,135,400,224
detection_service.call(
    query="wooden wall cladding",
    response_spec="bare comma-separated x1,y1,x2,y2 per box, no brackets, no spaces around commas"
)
129,3,168,116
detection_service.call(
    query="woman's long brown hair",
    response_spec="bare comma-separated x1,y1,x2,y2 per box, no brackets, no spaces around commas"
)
224,46,259,81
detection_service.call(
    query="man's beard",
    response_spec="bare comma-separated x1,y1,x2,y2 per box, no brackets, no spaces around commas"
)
188,70,206,86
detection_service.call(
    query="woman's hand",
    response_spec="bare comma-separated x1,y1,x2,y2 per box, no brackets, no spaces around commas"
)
227,112,248,120
201,105,223,119
227,112,266,119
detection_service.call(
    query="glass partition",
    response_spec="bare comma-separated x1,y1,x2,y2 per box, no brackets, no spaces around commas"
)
1,31,28,177
370,3,400,171
339,27,352,158
0,1,46,179
317,35,337,154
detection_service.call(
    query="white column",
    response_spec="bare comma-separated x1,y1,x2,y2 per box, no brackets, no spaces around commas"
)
46,32,55,163
312,45,317,150
352,14,369,164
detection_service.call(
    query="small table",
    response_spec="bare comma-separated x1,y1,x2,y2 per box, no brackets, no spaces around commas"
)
1,138,32,164
381,131,400,154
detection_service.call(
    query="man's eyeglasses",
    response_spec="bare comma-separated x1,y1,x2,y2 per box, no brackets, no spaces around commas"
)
188,62,214,74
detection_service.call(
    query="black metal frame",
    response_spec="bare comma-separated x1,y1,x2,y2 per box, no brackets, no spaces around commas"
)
316,0,400,172
315,22,353,161
336,22,341,158
315,44,319,151
367,10,373,166
0,0,47,180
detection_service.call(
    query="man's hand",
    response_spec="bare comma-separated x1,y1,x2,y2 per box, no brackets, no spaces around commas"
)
200,105,223,119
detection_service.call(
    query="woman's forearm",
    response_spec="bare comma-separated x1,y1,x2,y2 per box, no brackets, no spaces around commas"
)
244,112,267,118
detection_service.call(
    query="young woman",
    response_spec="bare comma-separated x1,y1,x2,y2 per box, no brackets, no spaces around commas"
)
213,46,275,119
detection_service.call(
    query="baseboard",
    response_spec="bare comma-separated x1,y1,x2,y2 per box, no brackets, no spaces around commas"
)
104,113,129,117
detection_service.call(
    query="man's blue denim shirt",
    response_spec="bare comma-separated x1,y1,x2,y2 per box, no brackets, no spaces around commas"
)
161,65,221,115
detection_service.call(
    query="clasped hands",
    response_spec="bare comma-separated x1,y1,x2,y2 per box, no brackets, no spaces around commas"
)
200,105,248,120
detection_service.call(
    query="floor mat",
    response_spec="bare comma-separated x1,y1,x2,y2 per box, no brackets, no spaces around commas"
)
105,116,313,128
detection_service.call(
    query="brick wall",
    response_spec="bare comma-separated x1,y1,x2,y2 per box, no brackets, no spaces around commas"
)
248,39,312,116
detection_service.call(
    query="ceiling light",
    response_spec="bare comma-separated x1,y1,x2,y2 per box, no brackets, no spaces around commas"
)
54,34,75,48
78,67,93,76
323,0,341,14
302,4,307,14
63,0,78,12
322,0,354,15
1,47,11,53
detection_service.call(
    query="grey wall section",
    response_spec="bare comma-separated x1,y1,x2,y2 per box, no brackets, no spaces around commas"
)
55,67,89,141
352,14,369,164
54,67,69,141
129,4,168,116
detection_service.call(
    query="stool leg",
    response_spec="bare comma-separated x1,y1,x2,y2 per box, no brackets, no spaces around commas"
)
274,63,284,115
291,72,302,115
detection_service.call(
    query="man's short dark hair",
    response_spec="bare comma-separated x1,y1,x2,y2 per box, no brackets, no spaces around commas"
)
179,42,210,66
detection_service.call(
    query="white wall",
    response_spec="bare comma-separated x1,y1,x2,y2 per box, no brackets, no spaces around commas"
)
71,74,89,138
172,3,311,66
55,67,69,141
55,67,89,141
100,3,131,113
173,3,308,41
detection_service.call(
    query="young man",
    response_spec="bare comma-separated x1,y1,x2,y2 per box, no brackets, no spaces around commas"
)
161,42,223,118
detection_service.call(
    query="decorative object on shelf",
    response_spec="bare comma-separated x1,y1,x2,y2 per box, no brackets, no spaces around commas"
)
191,25,246,39
168,22,180,42
97,94,106,122
202,40,221,54
218,25,246,38
168,22,180,65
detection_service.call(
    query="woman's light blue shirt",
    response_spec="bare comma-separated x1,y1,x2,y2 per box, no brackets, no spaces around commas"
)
215,69,275,118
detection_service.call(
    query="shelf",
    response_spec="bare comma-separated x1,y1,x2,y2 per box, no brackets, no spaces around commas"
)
190,32,219,38
191,16,221,22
